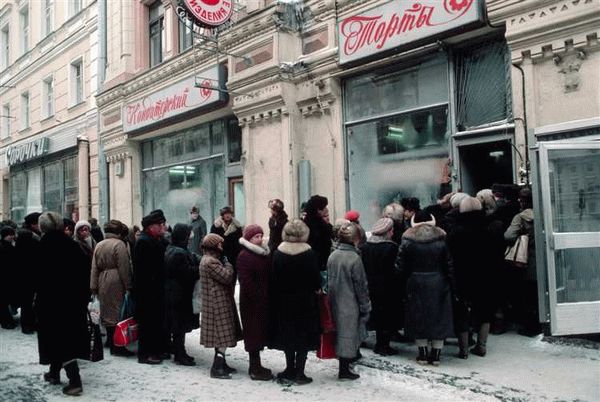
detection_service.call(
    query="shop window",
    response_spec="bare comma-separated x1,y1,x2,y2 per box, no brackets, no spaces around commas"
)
64,156,78,220
227,119,242,163
149,1,164,67
1,24,9,70
10,171,27,223
43,0,54,37
211,120,224,154
455,38,511,130
43,162,62,213
20,4,29,55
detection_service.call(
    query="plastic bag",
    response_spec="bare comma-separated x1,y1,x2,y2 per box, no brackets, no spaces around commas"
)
88,295,101,325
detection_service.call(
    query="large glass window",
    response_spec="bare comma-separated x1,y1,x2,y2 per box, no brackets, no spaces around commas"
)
64,156,79,220
149,1,164,67
10,171,27,224
43,162,62,213
43,77,54,118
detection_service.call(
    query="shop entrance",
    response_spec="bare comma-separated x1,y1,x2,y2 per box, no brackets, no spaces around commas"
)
457,139,514,195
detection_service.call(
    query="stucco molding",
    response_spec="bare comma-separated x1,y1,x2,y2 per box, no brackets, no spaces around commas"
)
105,150,130,163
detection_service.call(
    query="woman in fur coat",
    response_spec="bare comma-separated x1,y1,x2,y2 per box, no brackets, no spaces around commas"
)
237,224,272,380
396,210,455,366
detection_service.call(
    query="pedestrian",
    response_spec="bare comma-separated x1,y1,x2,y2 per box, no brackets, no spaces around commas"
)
63,218,75,238
344,210,367,246
189,206,207,255
89,217,104,243
382,202,405,244
400,197,421,231
396,210,454,366
327,222,371,380
360,217,402,356
0,226,17,329
210,206,243,270
271,219,321,385
90,220,134,357
74,220,97,270
164,223,200,366
133,209,170,365
15,212,42,334
236,224,273,380
267,199,288,253
303,195,333,271
440,192,468,233
199,233,242,379
447,197,494,358
35,212,89,396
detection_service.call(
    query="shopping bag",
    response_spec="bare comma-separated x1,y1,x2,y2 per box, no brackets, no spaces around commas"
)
318,293,336,333
119,292,135,321
505,234,528,268
88,295,101,325
83,312,104,362
113,317,138,347
316,332,336,359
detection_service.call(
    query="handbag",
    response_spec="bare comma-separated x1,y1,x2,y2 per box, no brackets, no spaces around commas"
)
84,312,104,362
505,234,528,268
318,293,336,334
316,332,336,359
113,317,139,347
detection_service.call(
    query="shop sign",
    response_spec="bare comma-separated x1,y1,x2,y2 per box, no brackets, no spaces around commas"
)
6,137,50,166
338,0,483,64
123,65,225,133
180,0,233,27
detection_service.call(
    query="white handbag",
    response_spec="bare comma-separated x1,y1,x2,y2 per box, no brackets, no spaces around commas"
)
505,235,529,268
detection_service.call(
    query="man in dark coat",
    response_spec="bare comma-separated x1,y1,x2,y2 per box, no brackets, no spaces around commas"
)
88,218,104,243
133,209,169,365
15,212,42,334
0,226,17,329
164,223,200,366
35,212,89,396
210,206,243,270
267,199,288,253
189,206,207,255
302,195,333,271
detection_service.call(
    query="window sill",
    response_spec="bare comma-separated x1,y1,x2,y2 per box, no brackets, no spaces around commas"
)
40,114,55,124
68,101,86,111
18,126,31,134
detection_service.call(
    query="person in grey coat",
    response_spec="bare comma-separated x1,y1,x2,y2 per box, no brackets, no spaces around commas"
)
327,222,371,380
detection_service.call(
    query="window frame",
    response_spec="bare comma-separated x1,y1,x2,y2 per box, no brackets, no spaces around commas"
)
1,24,9,70
69,0,83,17
1,103,11,139
19,4,29,55
43,76,54,118
70,58,84,106
179,19,194,53
148,0,164,67
20,92,30,130
43,0,54,37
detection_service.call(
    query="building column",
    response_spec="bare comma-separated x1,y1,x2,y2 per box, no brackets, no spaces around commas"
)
77,136,90,221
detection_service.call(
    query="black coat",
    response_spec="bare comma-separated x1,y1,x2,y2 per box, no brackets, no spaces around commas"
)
304,215,332,271
14,229,40,307
210,220,243,269
270,243,321,351
35,231,90,364
359,239,402,331
268,212,288,254
0,239,17,315
164,243,200,334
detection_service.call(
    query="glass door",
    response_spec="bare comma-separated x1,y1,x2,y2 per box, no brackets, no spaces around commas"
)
538,141,600,335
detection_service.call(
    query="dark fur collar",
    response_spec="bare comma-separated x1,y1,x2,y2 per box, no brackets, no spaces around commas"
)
402,224,446,243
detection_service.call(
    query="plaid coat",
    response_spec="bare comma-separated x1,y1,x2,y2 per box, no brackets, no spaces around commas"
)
199,252,242,348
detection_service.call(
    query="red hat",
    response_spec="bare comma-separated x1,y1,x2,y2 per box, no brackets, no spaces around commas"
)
243,224,263,241
344,210,360,222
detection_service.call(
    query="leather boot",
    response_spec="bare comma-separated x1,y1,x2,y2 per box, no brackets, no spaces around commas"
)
277,350,296,381
62,361,83,396
457,332,469,359
471,323,489,357
429,348,441,366
210,351,231,379
338,358,359,380
416,347,428,364
294,352,312,385
44,362,61,385
248,351,272,381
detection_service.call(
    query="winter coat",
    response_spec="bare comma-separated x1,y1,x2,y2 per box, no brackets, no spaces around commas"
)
189,215,207,255
327,243,371,358
76,236,96,268
0,239,17,312
360,237,402,331
165,243,200,334
271,242,321,351
210,217,243,269
91,225,104,243
14,229,40,307
90,234,132,327
268,212,288,254
504,209,536,281
133,232,168,355
304,215,333,271
237,238,271,352
396,224,454,340
35,231,90,364
446,210,495,329
199,252,242,348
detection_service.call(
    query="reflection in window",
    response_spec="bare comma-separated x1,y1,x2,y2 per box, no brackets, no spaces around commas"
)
10,171,27,223
556,248,600,303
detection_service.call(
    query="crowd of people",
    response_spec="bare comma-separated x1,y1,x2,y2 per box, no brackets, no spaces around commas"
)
0,184,539,396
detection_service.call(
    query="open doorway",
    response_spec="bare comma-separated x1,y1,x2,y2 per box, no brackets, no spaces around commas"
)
458,139,514,195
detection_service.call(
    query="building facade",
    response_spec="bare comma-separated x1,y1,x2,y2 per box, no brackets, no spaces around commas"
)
0,0,100,223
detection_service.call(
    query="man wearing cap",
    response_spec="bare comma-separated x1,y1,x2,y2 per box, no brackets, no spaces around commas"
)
133,209,170,364
210,206,243,271
189,206,207,256
15,212,42,334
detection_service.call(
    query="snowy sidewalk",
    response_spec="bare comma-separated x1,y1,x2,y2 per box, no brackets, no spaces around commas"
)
1,327,598,401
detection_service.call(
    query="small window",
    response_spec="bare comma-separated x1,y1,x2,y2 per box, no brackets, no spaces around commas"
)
149,1,164,67
1,103,11,138
1,25,9,70
43,0,54,36
69,0,82,17
20,5,29,55
179,20,194,53
43,77,54,118
21,92,30,130
70,59,83,105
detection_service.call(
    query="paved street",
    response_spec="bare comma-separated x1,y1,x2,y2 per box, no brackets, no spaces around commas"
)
1,327,598,401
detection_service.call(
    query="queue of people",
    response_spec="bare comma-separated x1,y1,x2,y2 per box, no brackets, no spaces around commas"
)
0,186,539,396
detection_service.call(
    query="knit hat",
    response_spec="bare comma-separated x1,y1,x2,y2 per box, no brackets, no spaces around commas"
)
282,219,310,243
201,233,224,250
243,224,263,241
24,212,42,227
219,206,233,216
38,212,64,234
344,210,360,222
411,211,436,227
459,197,482,213
450,192,469,208
142,209,166,229
171,223,192,246
75,220,91,234
1,226,15,239
382,203,404,221
371,218,394,235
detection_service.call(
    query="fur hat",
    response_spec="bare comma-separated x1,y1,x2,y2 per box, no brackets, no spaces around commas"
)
219,206,233,216
74,220,91,234
282,219,310,243
337,222,358,245
24,212,42,227
1,226,15,239
450,192,469,208
344,210,360,222
202,233,224,250
476,189,496,215
459,197,482,213
382,203,404,221
268,199,284,212
142,209,166,229
411,211,436,227
243,224,263,241
104,219,128,236
305,195,328,214
371,218,394,235
39,212,64,234
401,197,420,212
171,223,192,246
63,218,75,232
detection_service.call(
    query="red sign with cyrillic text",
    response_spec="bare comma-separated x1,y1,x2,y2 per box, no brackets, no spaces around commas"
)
181,0,233,27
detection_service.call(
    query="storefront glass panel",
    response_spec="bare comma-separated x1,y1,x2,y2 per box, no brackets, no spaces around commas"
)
27,168,42,214
10,171,27,223
43,162,62,213
64,156,78,220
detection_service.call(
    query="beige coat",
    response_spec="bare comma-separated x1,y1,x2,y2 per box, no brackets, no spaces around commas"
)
90,233,131,326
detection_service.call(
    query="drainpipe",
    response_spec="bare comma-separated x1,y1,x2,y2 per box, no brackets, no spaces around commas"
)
97,0,108,224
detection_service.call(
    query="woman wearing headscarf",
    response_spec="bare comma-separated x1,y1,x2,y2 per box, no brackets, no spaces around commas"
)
396,211,454,366
199,233,242,379
90,220,133,357
327,222,371,380
267,199,288,253
271,219,321,385
74,220,96,272
237,224,272,380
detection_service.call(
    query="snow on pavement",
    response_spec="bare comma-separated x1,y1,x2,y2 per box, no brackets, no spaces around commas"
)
1,328,598,401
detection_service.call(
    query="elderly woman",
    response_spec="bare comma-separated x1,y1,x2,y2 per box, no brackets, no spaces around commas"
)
199,233,242,379
271,219,321,385
90,220,133,357
396,210,454,366
382,203,405,244
327,222,371,380
35,212,89,396
74,220,96,269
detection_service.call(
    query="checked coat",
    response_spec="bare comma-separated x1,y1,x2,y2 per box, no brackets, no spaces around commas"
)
199,251,242,348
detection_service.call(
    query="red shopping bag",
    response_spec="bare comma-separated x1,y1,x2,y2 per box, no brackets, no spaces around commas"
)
316,332,336,359
113,317,138,347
